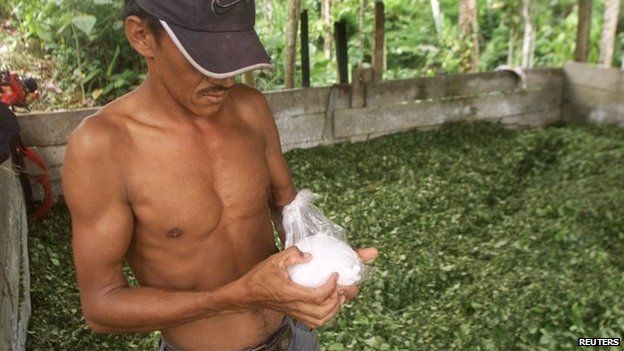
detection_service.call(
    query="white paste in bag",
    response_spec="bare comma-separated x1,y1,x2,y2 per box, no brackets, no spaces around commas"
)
288,234,363,287
282,189,368,288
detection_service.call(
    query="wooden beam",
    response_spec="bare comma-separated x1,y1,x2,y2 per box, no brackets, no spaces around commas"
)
575,0,592,62
372,1,385,81
300,9,310,88
334,20,349,84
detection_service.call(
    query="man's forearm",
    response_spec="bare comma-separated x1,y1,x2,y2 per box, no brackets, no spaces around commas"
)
83,280,249,333
270,187,297,245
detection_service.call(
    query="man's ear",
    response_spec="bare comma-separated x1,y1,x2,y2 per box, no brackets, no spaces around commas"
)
124,15,157,58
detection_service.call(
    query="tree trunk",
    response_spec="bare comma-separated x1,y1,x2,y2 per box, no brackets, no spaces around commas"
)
372,1,385,81
459,0,479,72
322,0,333,59
599,0,621,67
359,0,368,60
262,0,273,27
521,0,533,68
575,0,593,62
508,26,516,65
430,0,443,36
284,0,301,89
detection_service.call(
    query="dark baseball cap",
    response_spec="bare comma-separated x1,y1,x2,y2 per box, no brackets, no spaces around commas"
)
135,0,272,79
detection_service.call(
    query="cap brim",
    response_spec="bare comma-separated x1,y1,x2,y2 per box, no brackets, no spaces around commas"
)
161,20,273,79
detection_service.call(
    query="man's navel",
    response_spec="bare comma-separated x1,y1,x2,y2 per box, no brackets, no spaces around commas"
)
166,227,184,239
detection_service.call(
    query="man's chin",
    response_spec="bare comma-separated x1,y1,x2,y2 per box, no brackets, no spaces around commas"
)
190,102,226,118
198,91,229,104
191,94,230,115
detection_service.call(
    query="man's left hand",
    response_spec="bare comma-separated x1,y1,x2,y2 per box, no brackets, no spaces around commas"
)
338,247,379,304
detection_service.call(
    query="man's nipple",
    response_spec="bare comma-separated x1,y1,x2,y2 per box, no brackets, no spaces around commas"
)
166,228,183,239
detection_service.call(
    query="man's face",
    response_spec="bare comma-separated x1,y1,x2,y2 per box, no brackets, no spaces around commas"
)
150,32,235,117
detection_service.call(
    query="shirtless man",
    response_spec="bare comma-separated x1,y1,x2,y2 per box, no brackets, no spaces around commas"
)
62,1,377,350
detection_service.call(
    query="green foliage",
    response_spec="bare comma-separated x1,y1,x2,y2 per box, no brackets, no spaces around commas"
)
28,122,624,350
3,0,617,109
27,204,159,350
287,122,624,350
4,0,144,108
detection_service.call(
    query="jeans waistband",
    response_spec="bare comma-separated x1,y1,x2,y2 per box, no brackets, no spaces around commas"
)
159,317,294,351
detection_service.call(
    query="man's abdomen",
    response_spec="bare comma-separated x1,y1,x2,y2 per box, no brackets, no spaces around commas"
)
161,308,284,351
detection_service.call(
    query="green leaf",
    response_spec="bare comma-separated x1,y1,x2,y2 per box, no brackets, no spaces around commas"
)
72,15,97,36
91,88,103,100
106,45,121,77
83,68,103,84
327,342,345,351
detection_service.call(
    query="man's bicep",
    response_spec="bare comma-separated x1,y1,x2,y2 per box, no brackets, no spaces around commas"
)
70,201,133,293
63,118,133,314
260,101,296,209
261,114,295,244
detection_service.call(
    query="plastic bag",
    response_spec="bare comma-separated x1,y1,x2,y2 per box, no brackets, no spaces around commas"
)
282,189,369,288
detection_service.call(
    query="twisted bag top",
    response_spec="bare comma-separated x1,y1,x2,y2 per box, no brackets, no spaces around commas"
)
282,189,346,249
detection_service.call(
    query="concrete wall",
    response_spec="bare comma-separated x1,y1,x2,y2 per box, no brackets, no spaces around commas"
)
562,61,624,127
0,160,31,351
16,68,564,201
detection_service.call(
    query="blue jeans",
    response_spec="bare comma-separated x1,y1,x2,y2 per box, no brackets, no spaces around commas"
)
283,317,320,351
159,317,320,351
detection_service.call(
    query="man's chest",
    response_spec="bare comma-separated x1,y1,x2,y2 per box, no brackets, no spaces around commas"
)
122,122,271,237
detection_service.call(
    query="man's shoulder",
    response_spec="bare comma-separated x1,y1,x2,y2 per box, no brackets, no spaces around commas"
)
229,83,274,125
230,82,269,109
67,102,129,157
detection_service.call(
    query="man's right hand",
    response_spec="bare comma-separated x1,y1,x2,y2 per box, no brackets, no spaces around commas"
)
239,246,344,329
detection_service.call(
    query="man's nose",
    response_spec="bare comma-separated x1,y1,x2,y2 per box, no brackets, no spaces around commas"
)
210,77,235,88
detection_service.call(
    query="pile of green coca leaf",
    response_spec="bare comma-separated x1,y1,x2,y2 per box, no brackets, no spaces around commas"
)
28,122,624,350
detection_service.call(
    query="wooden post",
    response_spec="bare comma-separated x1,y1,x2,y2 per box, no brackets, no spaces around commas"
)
300,9,310,88
351,64,374,108
284,0,301,89
372,1,385,81
242,72,255,87
575,0,592,62
334,20,349,84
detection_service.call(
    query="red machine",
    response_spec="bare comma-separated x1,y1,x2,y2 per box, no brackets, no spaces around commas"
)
1,70,40,108
1,70,52,220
